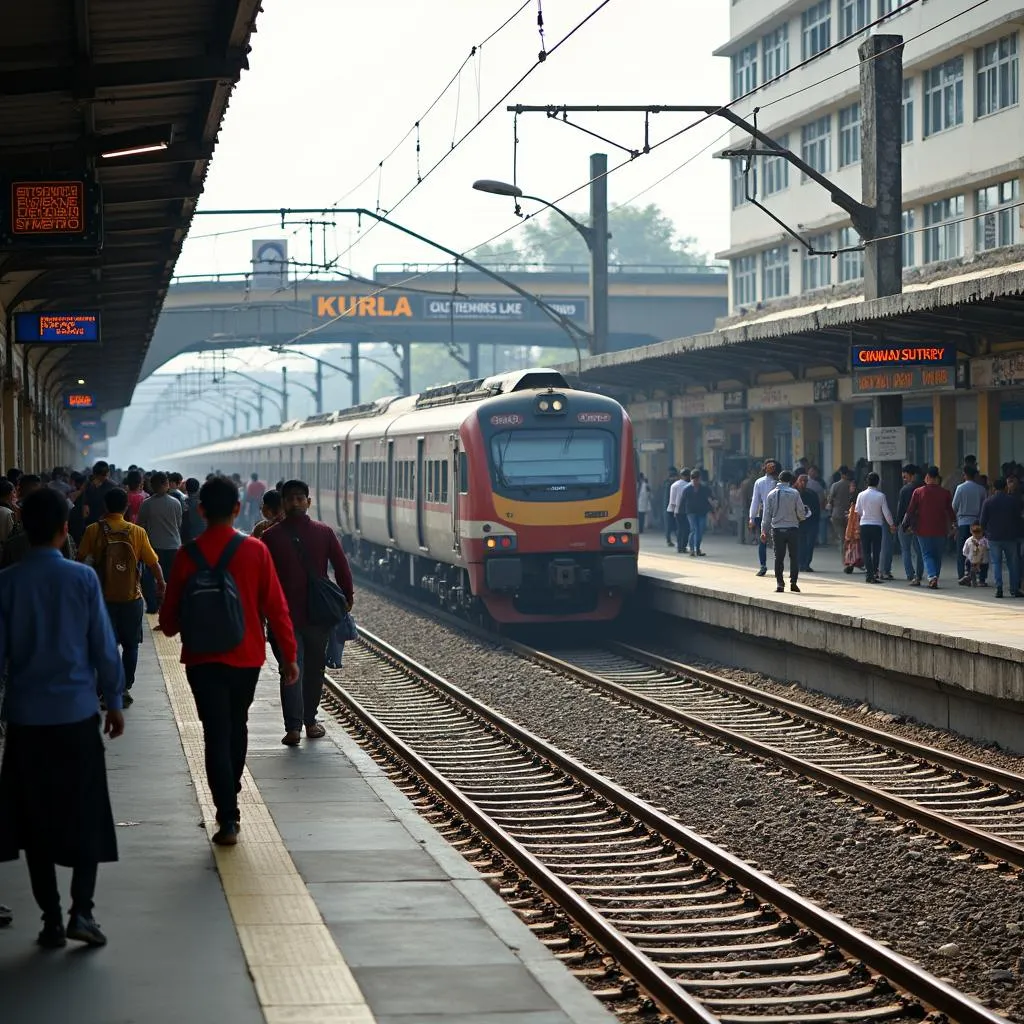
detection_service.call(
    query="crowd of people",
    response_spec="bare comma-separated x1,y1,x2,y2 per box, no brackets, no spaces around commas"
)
0,460,354,950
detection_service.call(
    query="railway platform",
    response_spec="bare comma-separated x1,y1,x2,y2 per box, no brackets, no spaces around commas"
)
0,628,615,1024
636,533,1024,750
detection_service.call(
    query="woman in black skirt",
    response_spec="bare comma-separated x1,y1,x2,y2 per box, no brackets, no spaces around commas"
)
0,488,126,948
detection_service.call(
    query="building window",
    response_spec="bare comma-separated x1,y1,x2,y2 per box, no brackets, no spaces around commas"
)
923,57,964,136
837,226,864,282
732,255,758,307
922,195,965,263
762,246,790,299
838,102,861,166
732,43,758,100
763,25,790,82
762,135,790,195
802,234,832,291
902,209,915,267
800,115,832,177
839,0,869,40
801,0,832,61
975,34,1019,118
879,0,912,13
975,179,1020,252
902,78,913,142
731,158,751,208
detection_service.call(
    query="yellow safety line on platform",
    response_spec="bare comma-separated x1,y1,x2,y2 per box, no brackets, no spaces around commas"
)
152,626,376,1024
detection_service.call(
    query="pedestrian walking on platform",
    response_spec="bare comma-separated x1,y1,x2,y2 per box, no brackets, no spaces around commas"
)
896,465,924,584
903,466,956,589
961,524,990,587
761,470,807,593
661,468,678,546
981,478,1022,598
0,487,125,949
138,471,182,613
854,473,895,584
263,480,354,746
795,474,820,571
748,460,779,576
953,466,988,583
159,477,298,846
78,488,166,706
681,470,713,556
636,474,652,534
667,469,692,554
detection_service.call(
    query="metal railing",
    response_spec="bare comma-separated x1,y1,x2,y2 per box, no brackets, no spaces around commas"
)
372,260,728,277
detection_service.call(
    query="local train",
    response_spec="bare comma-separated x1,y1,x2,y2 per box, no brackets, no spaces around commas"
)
160,368,639,623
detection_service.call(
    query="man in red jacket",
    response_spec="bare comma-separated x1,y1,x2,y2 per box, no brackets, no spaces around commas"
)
903,466,956,589
263,480,354,747
159,476,298,846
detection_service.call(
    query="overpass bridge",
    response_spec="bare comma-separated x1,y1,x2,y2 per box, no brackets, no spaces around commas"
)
143,262,728,399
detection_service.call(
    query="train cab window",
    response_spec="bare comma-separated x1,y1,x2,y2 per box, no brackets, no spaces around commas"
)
490,428,616,495
441,462,449,503
459,451,469,494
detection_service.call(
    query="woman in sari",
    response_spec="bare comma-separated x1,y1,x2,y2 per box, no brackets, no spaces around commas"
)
843,503,863,573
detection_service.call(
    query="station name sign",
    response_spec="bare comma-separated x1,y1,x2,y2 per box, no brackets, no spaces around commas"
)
852,344,957,367
313,294,586,323
0,173,103,249
855,366,955,394
14,311,100,344
64,392,96,410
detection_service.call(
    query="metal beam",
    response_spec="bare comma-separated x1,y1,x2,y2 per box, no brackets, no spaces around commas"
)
104,182,204,206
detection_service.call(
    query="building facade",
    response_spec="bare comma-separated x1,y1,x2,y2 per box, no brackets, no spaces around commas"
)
717,0,1022,313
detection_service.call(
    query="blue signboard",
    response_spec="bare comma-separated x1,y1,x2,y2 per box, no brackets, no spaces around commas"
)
14,311,100,343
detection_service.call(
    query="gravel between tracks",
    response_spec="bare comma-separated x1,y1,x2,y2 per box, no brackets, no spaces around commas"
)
344,590,1024,1021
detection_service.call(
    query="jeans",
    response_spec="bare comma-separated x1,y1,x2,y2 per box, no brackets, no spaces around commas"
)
799,521,816,569
665,510,675,546
860,524,883,580
27,852,97,923
186,663,260,826
686,513,705,552
675,512,690,553
955,524,974,580
918,534,946,581
880,528,894,576
773,527,800,584
755,517,767,569
281,626,332,731
325,626,346,669
818,514,829,546
106,598,144,690
989,539,1021,593
899,527,924,581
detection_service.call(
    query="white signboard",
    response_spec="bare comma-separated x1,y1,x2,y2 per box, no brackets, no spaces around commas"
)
866,426,907,462
704,428,726,447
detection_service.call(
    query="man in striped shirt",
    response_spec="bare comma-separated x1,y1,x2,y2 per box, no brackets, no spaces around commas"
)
748,460,779,577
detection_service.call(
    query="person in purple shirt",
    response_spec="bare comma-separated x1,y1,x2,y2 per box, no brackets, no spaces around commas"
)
0,488,125,950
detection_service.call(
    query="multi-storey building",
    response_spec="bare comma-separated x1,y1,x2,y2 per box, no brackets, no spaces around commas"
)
717,0,1022,314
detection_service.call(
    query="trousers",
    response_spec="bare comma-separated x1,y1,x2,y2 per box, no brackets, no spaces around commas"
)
918,534,946,581
860,524,883,580
280,627,332,732
27,851,97,923
186,664,260,825
773,528,800,584
899,526,924,581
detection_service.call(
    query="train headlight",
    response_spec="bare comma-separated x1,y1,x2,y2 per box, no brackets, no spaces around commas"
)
538,400,550,411
552,398,564,411
536,393,567,415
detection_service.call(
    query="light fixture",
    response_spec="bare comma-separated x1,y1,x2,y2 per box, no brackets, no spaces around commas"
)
77,378,86,385
100,140,169,160
472,179,524,198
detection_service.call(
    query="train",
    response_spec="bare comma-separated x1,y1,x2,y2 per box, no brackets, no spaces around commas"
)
160,368,639,623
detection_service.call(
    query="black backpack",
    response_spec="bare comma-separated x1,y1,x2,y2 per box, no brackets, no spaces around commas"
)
179,533,247,655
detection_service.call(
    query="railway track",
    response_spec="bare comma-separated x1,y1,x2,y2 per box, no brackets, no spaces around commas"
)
504,641,1024,871
324,628,1008,1024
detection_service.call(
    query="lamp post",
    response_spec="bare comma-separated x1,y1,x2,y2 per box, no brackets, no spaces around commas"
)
472,152,610,356
270,345,405,409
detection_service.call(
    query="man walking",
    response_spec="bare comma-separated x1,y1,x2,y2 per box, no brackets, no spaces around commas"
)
661,468,678,547
854,472,896,584
895,465,924,584
0,487,125,948
78,488,167,707
981,478,1022,599
952,466,988,582
681,470,712,556
666,469,692,554
795,473,820,571
80,461,117,530
903,466,956,588
243,473,267,531
748,460,779,577
263,480,354,746
762,470,807,593
137,471,182,612
826,467,855,547
159,477,298,846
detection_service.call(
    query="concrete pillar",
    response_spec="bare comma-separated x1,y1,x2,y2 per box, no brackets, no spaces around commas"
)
3,383,18,470
749,412,775,460
20,398,32,470
799,407,822,468
933,394,957,478
976,391,1001,478
831,403,855,471
674,418,698,471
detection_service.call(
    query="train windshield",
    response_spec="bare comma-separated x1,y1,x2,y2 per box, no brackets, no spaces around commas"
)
490,429,615,493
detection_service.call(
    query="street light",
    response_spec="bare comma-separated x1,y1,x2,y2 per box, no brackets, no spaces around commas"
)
472,153,610,356
269,344,405,409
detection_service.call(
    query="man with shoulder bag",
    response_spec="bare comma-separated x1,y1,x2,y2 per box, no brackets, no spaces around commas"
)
262,480,355,746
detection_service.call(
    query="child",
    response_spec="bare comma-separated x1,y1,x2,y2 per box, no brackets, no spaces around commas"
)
961,523,990,587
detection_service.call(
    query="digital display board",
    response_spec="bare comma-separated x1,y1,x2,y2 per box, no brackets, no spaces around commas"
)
14,311,100,344
854,366,956,394
0,173,102,248
851,344,957,368
64,393,96,410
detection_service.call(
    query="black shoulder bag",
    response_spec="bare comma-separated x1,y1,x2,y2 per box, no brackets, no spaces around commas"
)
288,527,351,629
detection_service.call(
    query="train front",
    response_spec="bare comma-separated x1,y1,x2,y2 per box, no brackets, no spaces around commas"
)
463,385,638,623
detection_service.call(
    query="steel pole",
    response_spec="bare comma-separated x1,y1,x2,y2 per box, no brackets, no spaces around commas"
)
589,153,610,357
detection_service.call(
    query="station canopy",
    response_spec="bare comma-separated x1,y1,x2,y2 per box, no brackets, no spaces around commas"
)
0,0,261,414
571,262,1024,392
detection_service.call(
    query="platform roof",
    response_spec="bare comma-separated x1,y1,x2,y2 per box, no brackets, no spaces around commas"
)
0,0,261,414
568,261,1024,392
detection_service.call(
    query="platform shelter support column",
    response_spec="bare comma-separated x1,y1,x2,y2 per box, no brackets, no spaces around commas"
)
3,383,18,469
797,407,821,468
349,341,361,405
673,418,698,471
831,403,854,472
20,399,33,470
976,391,1000,478
749,412,773,461
400,342,412,396
932,394,958,477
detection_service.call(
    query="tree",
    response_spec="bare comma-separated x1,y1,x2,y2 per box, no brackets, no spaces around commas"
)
471,203,709,269
470,239,524,264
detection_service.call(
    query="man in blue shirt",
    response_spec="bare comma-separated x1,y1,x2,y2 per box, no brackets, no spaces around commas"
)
0,487,125,950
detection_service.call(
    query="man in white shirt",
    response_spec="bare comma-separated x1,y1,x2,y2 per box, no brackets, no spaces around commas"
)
667,470,692,554
854,472,895,584
747,460,779,576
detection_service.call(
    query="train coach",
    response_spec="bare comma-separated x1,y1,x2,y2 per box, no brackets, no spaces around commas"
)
161,368,639,623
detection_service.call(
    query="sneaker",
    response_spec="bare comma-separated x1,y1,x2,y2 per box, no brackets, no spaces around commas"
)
211,823,239,847
757,567,768,577
790,582,800,593
37,921,66,949
696,549,706,556
909,577,921,587
66,913,106,947
689,550,696,557
776,584,785,593
928,578,939,589
882,573,894,581
995,588,1004,598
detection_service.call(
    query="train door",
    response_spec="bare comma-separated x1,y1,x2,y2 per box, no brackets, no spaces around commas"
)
334,443,343,529
386,438,395,542
416,436,426,549
353,442,362,533
314,446,322,521
450,434,461,555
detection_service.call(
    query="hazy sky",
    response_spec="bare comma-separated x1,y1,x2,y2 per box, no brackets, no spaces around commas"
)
179,0,732,279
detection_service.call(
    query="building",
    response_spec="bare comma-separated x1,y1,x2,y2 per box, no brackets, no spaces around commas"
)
717,0,1022,315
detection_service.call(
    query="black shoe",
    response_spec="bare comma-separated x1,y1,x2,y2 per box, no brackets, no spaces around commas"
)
122,692,134,708
37,921,66,949
790,583,800,593
776,584,785,592
67,913,106,947
696,549,706,556
995,588,1004,598
212,822,239,846
804,566,815,572
757,567,768,577
1013,591,1024,598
